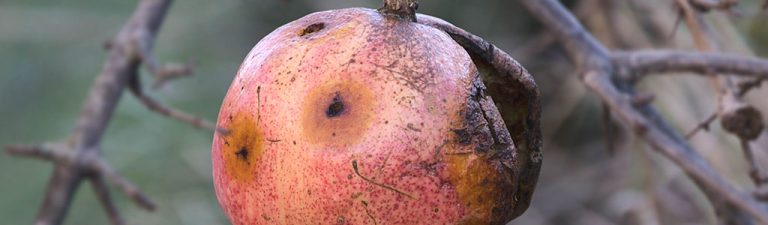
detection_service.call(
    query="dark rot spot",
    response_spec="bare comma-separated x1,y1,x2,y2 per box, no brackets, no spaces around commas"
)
220,112,264,183
299,23,325,37
301,81,374,146
235,146,249,161
325,93,346,117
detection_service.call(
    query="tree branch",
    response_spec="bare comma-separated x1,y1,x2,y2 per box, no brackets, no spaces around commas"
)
128,73,219,131
90,175,125,225
614,50,768,81
689,0,739,11
3,0,211,224
519,0,768,223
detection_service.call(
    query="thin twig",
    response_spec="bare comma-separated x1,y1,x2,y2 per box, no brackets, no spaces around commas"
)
5,144,66,163
86,155,156,211
737,77,767,97
684,112,717,139
151,62,195,89
128,73,218,131
740,140,768,186
135,42,195,89
90,175,125,225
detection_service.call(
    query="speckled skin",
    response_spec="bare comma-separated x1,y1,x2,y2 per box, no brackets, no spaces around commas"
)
212,8,517,225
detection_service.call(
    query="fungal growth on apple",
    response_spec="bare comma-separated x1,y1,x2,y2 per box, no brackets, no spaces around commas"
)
211,0,542,224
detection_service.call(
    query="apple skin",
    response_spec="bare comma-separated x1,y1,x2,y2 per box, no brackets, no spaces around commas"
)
212,8,519,225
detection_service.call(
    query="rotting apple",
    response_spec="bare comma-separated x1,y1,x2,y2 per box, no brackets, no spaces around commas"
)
212,2,541,225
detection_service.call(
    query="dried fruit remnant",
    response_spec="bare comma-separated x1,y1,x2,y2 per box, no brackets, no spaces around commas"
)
444,76,518,225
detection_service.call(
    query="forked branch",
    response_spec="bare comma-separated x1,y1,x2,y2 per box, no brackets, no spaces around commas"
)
4,0,216,224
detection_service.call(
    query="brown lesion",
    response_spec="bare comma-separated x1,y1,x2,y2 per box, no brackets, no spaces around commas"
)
298,23,326,37
221,112,265,183
442,75,518,225
301,81,375,147
445,154,516,225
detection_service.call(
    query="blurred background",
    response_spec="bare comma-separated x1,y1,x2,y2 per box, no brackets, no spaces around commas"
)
1,0,767,224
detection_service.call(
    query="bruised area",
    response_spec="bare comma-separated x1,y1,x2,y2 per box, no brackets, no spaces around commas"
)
301,80,375,147
220,112,265,183
445,154,515,225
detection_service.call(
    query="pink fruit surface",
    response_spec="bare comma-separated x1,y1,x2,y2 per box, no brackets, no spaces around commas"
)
212,8,521,225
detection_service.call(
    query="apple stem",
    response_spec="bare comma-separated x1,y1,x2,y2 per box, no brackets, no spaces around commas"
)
379,0,419,22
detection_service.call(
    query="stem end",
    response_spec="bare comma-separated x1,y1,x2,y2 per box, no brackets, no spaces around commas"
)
379,0,419,22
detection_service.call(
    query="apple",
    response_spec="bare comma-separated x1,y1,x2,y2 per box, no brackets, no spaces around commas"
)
212,7,530,225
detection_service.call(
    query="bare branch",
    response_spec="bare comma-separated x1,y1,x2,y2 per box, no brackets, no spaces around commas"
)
518,0,768,223
737,78,767,97
85,155,156,211
134,40,195,89
151,62,195,89
3,0,205,224
740,140,768,186
89,176,125,225
684,112,717,139
128,73,218,131
614,51,768,81
689,0,739,11
5,144,68,163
